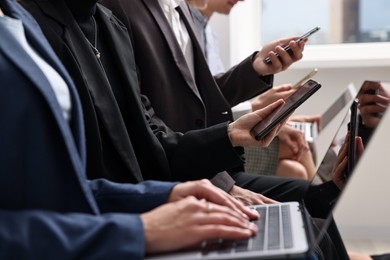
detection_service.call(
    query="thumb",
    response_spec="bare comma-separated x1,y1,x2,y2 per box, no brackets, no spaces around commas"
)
253,99,285,120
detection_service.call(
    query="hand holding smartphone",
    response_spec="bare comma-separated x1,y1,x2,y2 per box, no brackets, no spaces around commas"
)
251,79,321,140
263,26,321,64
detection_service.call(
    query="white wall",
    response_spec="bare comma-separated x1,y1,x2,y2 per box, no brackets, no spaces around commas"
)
209,0,390,242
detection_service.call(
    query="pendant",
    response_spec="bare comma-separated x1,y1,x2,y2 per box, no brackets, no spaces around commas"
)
92,48,101,59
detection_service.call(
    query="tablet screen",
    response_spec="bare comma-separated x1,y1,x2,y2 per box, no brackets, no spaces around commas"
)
251,79,321,140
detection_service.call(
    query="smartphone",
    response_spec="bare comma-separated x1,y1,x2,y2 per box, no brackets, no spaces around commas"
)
263,26,321,64
345,99,359,178
292,68,319,89
251,79,321,140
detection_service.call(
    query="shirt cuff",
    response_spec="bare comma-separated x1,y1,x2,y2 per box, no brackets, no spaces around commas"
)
210,171,236,193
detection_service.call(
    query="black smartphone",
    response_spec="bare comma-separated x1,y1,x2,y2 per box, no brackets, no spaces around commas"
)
251,79,321,140
346,99,359,178
263,26,321,64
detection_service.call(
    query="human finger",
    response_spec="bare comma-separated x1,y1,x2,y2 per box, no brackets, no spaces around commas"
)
169,179,257,219
198,203,257,232
249,194,279,205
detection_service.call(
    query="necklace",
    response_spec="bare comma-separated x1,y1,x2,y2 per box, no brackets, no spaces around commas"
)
85,16,101,59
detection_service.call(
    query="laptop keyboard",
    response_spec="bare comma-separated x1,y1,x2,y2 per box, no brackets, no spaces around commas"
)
201,204,294,256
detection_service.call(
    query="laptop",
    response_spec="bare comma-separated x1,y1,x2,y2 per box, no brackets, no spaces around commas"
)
289,83,357,143
333,83,390,242
147,201,314,260
146,81,388,260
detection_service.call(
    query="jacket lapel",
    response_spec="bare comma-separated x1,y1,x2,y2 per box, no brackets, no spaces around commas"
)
142,0,202,99
0,20,86,173
23,11,87,167
2,0,99,214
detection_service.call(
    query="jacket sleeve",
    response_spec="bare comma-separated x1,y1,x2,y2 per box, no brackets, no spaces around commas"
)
89,180,177,213
154,121,245,182
0,210,145,260
142,93,245,182
214,53,274,108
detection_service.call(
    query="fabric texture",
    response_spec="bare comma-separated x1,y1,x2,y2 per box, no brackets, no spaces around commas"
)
244,138,280,175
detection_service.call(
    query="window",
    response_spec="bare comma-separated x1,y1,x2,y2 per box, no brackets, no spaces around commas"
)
261,0,390,45
225,0,390,68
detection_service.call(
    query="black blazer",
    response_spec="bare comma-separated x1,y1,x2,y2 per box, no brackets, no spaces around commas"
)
102,0,273,133
20,0,245,185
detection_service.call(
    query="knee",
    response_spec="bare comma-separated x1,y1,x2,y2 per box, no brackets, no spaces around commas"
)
277,160,308,180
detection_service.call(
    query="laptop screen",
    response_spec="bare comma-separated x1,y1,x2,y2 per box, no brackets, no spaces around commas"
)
311,80,390,247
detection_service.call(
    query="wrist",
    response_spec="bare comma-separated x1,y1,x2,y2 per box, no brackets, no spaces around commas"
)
228,122,238,147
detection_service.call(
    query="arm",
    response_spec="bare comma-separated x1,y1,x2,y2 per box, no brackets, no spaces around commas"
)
0,210,145,260
146,95,286,182
215,54,274,107
217,38,305,107
89,179,176,213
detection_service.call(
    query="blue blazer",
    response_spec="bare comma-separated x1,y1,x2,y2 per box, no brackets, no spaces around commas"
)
0,0,175,258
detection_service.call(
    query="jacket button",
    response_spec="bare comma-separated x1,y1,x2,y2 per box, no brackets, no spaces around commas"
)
195,119,204,127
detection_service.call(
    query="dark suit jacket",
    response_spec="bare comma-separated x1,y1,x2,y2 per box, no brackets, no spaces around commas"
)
0,0,176,258
102,0,273,133
20,0,245,185
100,0,275,191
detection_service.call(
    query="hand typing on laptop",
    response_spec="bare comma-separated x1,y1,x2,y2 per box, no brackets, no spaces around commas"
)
142,179,259,254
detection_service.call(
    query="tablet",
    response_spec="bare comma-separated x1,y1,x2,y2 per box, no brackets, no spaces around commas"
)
346,98,359,178
251,79,322,140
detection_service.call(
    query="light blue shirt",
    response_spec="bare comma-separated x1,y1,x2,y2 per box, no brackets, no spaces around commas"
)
0,15,72,122
189,7,225,75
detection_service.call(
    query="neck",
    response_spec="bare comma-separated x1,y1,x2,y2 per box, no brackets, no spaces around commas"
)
200,8,213,19
0,8,3,16
65,0,97,21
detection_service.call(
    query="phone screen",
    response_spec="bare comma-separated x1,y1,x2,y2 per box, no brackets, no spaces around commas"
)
263,26,321,64
251,79,321,140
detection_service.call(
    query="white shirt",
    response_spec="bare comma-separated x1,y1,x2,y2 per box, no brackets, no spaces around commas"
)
158,0,195,78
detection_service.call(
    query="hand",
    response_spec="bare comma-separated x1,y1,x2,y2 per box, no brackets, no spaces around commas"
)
348,252,373,260
357,81,390,128
289,114,322,132
331,133,364,190
252,37,305,76
168,179,259,220
278,125,309,161
251,84,295,111
229,185,278,206
228,99,286,147
141,196,257,254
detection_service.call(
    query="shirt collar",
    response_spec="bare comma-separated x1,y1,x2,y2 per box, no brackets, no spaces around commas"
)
159,0,183,9
189,6,208,28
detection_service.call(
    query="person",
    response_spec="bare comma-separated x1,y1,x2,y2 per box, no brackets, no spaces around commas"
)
188,0,318,180
0,0,261,257
97,0,321,201
20,0,314,208
189,0,242,74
